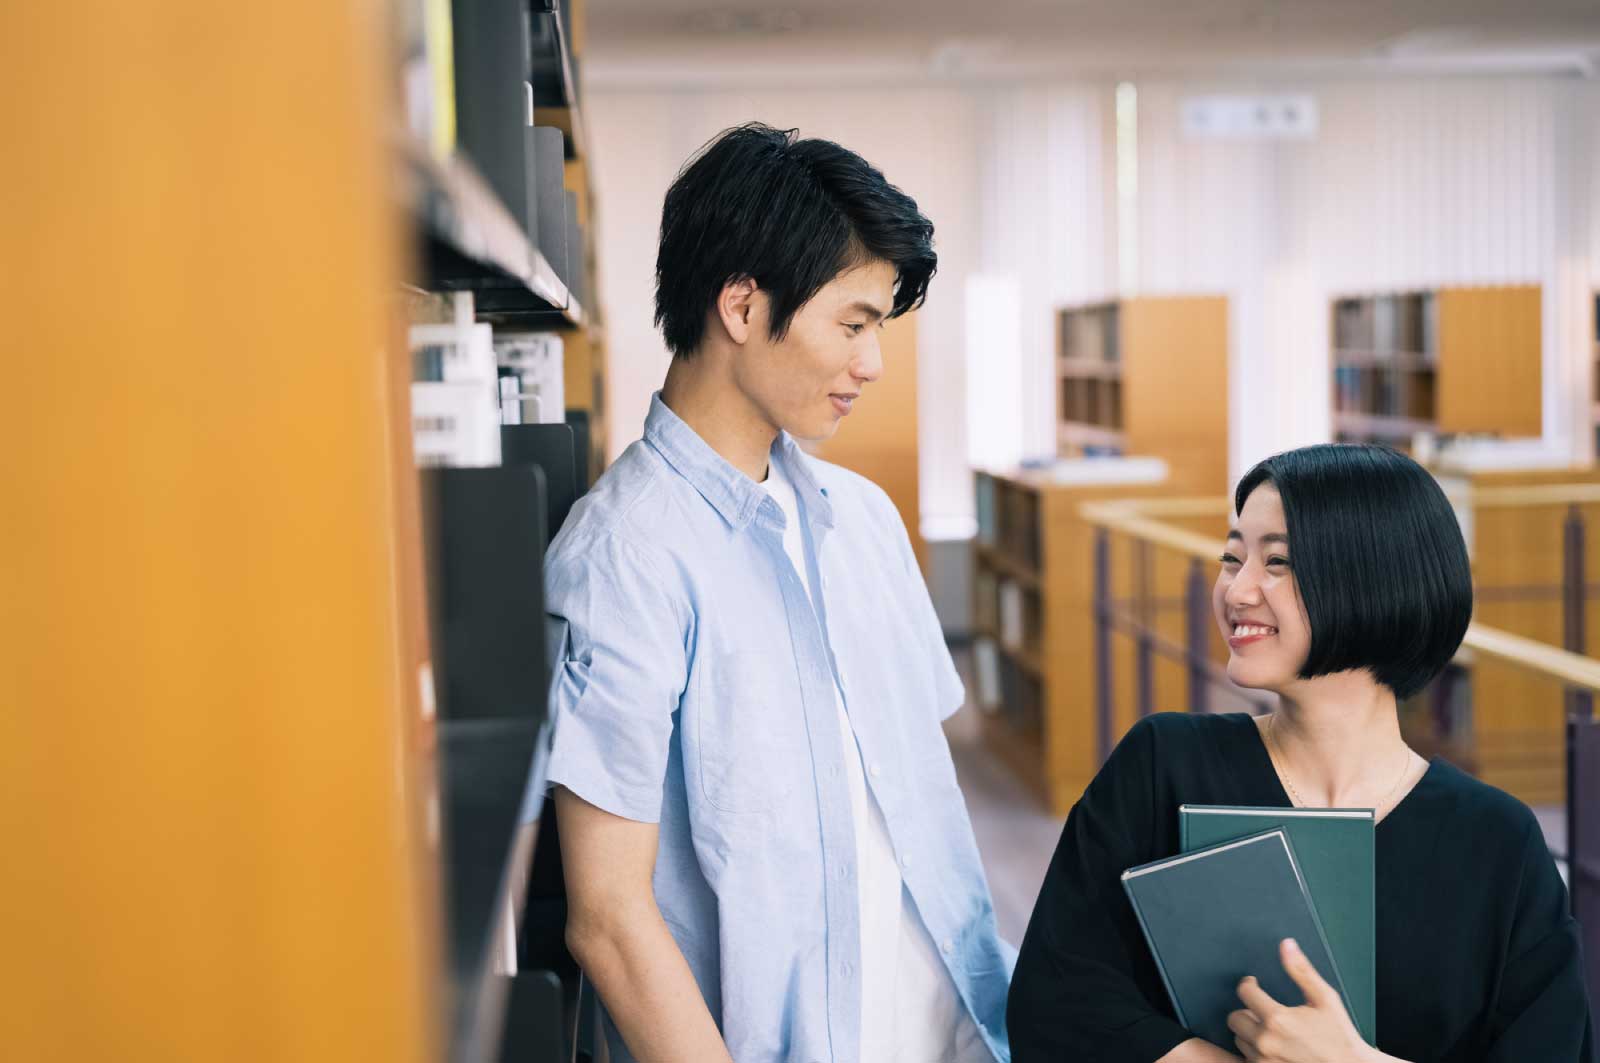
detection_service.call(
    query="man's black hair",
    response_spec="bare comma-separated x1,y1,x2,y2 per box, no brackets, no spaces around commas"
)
1235,443,1473,700
653,122,937,359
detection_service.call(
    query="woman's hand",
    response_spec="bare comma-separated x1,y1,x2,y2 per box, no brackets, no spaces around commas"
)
1226,938,1376,1063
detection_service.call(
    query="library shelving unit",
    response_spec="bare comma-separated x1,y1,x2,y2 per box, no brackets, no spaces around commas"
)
401,0,605,1060
1332,286,1542,447
1057,302,1126,455
1593,294,1599,455
1057,296,1230,495
974,295,1232,813
972,465,1209,815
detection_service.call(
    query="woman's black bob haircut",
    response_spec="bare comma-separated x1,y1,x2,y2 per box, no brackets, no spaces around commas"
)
653,122,937,359
1234,443,1473,700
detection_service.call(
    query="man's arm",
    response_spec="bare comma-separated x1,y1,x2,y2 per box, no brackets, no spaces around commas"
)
556,786,734,1063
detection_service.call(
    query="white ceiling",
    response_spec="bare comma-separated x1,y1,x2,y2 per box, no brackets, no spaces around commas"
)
582,0,1600,88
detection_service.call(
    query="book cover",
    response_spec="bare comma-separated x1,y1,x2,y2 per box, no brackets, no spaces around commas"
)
1180,805,1376,1045
1122,829,1354,1050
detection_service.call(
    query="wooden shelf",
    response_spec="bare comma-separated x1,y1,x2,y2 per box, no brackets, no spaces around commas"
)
1058,422,1127,450
1333,350,1436,371
1333,411,1435,440
1058,357,1123,379
400,134,584,328
975,543,1041,590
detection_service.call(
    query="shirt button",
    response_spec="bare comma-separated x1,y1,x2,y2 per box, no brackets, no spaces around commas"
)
901,855,912,870
869,762,882,778
941,939,954,955
836,865,848,880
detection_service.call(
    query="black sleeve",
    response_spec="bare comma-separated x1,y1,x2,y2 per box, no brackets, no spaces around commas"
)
1484,818,1597,1063
1006,717,1192,1063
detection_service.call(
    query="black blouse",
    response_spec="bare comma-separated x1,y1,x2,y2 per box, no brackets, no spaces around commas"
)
1006,712,1596,1062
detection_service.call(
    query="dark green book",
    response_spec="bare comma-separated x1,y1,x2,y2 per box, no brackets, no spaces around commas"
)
1122,829,1354,1050
1181,805,1376,1045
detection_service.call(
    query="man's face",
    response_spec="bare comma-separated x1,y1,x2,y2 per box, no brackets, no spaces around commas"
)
733,259,896,443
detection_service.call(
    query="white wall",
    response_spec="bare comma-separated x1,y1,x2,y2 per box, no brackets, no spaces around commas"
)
586,87,981,538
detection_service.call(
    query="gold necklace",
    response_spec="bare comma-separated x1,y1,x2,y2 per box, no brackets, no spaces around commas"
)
1265,713,1413,814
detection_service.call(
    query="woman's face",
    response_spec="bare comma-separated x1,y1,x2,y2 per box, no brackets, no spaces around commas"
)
1212,484,1313,692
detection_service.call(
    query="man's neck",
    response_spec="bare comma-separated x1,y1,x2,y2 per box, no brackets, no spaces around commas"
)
660,355,778,483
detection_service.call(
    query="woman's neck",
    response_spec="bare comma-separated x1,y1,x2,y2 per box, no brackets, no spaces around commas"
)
1264,671,1415,809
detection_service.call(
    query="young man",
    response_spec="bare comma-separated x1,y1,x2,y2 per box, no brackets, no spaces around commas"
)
545,123,1012,1063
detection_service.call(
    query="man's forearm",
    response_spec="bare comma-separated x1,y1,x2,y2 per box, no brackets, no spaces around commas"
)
568,905,734,1063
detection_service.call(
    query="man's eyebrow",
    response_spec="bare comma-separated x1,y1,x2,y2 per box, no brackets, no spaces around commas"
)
845,301,887,322
1227,529,1242,540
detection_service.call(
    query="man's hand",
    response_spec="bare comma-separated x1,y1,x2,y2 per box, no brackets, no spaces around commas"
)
1226,938,1375,1063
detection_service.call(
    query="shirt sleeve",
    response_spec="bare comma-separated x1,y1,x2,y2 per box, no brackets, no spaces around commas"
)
1483,819,1597,1062
883,487,965,721
543,532,688,824
1007,717,1193,1063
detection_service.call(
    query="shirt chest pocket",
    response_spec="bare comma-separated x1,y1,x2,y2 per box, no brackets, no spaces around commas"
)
694,650,805,813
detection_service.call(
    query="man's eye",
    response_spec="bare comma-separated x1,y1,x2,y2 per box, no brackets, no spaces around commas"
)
845,323,865,335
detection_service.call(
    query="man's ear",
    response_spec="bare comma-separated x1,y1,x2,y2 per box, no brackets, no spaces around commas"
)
715,277,761,345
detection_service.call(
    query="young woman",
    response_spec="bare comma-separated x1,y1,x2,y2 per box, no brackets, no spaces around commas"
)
1007,444,1594,1063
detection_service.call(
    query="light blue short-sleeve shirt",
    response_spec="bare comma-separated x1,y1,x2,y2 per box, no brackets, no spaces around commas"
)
544,393,1014,1063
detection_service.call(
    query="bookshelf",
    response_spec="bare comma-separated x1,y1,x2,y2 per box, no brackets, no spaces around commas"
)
973,466,1186,814
1057,296,1230,495
1593,294,1599,456
1332,286,1541,446
401,0,605,1058
1057,303,1125,454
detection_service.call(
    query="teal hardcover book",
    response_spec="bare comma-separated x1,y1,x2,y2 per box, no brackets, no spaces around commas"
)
1181,805,1376,1045
1122,829,1355,1050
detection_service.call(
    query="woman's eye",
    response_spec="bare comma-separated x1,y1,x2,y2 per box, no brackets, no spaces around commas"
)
1266,556,1291,569
845,323,865,335
1219,553,1241,567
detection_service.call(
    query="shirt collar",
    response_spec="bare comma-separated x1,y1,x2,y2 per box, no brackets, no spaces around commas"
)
644,392,835,532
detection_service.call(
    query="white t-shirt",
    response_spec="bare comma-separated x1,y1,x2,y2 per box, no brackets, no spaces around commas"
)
761,459,987,1063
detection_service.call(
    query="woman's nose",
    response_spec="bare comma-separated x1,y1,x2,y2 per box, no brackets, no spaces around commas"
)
1225,567,1263,607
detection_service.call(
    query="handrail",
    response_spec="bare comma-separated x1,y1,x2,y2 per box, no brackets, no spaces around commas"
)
1080,499,1600,696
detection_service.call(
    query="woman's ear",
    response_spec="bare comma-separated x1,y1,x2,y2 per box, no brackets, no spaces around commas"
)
716,277,760,345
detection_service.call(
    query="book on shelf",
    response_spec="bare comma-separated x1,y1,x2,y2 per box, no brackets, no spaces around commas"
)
1122,829,1354,1051
998,580,1026,651
413,382,502,468
528,126,568,283
411,322,497,384
975,475,997,546
498,373,524,425
974,570,999,635
494,331,565,424
411,320,502,468
973,637,1002,715
450,0,534,235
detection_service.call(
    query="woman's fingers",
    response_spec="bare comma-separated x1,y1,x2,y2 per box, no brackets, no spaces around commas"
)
1279,937,1339,1009
1236,974,1284,1020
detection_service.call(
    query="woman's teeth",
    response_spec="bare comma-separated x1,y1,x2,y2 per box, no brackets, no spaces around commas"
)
1234,624,1277,637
